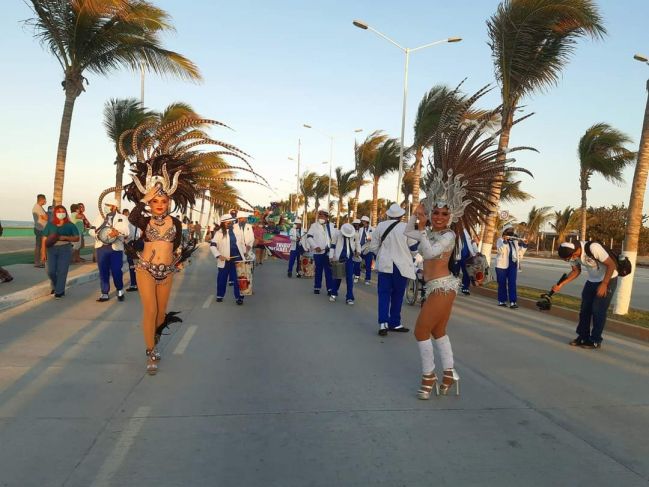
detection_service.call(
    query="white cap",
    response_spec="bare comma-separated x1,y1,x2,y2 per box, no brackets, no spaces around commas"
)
560,242,575,249
294,218,302,224
103,198,119,208
317,209,329,216
386,203,405,218
360,216,370,223
341,223,355,238
236,212,250,219
352,218,361,225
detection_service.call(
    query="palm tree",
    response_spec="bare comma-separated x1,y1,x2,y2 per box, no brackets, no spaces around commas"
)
500,172,533,204
524,205,553,247
578,123,635,239
27,0,201,204
400,163,415,210
550,207,576,243
333,167,358,226
481,0,606,256
615,78,649,315
352,131,387,218
367,139,400,225
300,171,318,224
313,175,332,214
103,98,154,201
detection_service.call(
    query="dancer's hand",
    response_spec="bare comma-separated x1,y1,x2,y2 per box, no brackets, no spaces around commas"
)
414,204,427,222
142,186,159,203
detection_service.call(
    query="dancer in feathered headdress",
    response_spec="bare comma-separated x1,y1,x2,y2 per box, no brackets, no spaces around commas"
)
108,116,267,375
404,84,534,399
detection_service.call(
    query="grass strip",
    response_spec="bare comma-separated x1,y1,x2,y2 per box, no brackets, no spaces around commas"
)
0,248,94,267
484,281,649,329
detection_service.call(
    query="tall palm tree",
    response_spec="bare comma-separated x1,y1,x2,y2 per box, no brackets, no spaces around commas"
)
367,139,400,225
578,123,635,238
481,0,606,256
500,171,533,204
333,167,358,226
27,0,201,204
300,171,318,224
313,175,332,214
400,163,415,209
524,205,553,245
352,131,388,218
550,206,577,243
103,98,154,201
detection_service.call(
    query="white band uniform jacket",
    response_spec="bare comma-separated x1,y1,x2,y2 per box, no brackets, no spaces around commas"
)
357,226,374,255
89,213,130,251
329,232,361,261
235,222,255,249
210,230,249,268
495,237,524,270
289,227,303,252
306,222,337,255
368,220,417,280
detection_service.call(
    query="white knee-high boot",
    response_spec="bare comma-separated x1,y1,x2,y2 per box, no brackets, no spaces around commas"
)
417,339,435,375
434,335,454,370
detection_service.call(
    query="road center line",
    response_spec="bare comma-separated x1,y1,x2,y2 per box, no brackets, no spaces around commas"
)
91,406,151,487
173,325,198,355
201,294,213,309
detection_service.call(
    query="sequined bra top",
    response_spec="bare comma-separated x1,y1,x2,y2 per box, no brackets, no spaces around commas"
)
145,223,177,243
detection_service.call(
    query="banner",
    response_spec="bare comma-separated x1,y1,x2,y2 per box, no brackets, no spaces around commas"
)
265,234,291,260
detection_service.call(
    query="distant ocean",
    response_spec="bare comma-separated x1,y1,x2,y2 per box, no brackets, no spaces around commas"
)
1,220,33,228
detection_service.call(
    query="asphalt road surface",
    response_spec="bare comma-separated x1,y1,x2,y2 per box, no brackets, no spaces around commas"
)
1,248,648,486
495,256,649,311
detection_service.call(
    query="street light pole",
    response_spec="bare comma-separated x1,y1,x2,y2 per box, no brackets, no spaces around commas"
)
352,20,461,203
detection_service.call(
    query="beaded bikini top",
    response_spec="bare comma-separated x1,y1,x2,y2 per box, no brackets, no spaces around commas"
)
145,223,177,243
425,229,455,260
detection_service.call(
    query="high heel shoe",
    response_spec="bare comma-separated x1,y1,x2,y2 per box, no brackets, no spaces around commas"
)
439,369,460,396
417,373,439,400
145,349,159,375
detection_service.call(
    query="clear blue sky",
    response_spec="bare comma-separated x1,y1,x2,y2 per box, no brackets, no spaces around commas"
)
1,0,648,225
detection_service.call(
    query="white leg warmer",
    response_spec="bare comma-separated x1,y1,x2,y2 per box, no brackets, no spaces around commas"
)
417,339,435,375
435,335,454,370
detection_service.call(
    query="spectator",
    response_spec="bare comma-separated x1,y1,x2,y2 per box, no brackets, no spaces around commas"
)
41,205,80,298
77,203,91,261
69,204,85,263
0,220,14,283
194,221,202,241
122,208,139,292
32,193,48,268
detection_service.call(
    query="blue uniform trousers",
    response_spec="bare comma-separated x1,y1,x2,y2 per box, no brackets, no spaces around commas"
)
288,246,303,274
313,253,333,292
354,252,374,281
96,245,124,294
377,265,408,327
496,265,517,303
332,259,355,301
217,260,241,300
576,278,617,344
460,258,471,290
127,255,137,287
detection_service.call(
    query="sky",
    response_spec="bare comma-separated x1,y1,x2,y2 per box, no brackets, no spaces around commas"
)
1,0,648,226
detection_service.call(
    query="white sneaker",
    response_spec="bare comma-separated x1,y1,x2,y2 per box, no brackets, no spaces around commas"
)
353,276,359,283
364,280,371,285
346,299,354,305
329,295,336,302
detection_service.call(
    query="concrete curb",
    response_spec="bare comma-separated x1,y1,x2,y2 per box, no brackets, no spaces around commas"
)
471,286,649,343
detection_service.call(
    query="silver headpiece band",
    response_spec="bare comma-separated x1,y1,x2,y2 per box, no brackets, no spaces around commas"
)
132,163,180,196
421,168,471,223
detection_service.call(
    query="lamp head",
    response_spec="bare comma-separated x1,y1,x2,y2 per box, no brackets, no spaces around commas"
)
634,53,648,63
448,37,462,43
353,20,368,30
303,124,312,129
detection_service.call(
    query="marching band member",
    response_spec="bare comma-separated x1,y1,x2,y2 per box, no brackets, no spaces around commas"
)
356,215,374,285
306,209,336,295
369,204,417,336
351,218,361,282
89,198,129,302
329,222,360,304
210,216,247,305
495,227,524,308
288,218,304,278
459,228,478,295
122,208,140,292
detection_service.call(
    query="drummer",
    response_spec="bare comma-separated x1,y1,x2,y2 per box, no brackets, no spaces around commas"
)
210,216,247,305
356,215,374,285
330,223,360,304
288,218,304,278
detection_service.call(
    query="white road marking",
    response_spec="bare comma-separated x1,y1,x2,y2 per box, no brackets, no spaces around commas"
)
173,325,197,355
91,406,151,487
201,294,213,309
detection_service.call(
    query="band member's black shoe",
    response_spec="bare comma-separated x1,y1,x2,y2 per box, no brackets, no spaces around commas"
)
378,328,388,336
236,298,244,305
296,273,302,278
287,272,292,278
569,337,585,347
314,289,320,295
216,297,223,302
117,290,125,302
96,294,109,302
579,340,596,349
388,326,409,333
126,285,138,292
461,288,470,295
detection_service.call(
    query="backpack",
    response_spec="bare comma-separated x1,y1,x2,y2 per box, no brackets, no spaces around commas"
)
584,241,632,277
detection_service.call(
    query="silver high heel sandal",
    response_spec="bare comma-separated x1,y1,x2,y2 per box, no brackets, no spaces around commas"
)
146,349,159,375
417,374,439,400
439,369,460,396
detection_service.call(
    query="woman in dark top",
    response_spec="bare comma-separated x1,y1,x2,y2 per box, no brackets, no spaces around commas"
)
129,185,183,375
41,205,80,298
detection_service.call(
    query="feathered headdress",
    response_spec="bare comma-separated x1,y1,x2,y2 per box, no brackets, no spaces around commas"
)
421,84,536,233
97,117,269,217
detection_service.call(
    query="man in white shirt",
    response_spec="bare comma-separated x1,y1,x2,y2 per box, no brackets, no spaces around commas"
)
355,215,374,285
288,218,304,278
89,198,130,302
369,204,417,336
306,209,336,295
234,212,255,257
32,193,48,267
553,241,619,349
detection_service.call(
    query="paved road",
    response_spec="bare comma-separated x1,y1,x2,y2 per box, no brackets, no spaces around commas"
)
1,248,648,486
493,256,649,311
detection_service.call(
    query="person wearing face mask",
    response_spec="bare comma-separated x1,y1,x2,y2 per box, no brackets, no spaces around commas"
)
329,223,361,304
89,198,130,302
355,215,375,285
495,227,524,309
210,216,247,305
306,209,336,295
40,205,80,298
287,218,304,278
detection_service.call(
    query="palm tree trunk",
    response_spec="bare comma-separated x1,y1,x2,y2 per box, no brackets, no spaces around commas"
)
337,199,342,227
52,88,80,205
614,79,649,315
580,188,588,240
371,176,379,227
199,191,206,227
352,184,362,219
114,155,125,202
411,145,423,211
480,112,513,257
